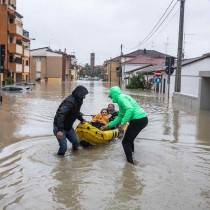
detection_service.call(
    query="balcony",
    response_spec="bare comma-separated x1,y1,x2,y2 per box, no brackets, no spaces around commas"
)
23,29,30,42
8,24,16,34
8,43,23,55
8,4,16,12
8,24,23,36
8,63,22,73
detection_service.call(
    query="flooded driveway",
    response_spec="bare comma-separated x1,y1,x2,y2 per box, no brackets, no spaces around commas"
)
0,81,210,210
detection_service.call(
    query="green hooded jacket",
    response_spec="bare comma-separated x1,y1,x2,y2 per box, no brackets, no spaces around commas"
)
107,86,147,128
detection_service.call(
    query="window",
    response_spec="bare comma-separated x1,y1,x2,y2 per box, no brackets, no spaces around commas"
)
26,60,29,66
9,36,13,43
9,55,13,62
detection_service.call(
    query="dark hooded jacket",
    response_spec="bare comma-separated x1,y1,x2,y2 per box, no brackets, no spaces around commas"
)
54,85,88,132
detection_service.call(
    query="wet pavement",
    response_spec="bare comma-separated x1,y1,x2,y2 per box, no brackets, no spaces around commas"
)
0,81,210,210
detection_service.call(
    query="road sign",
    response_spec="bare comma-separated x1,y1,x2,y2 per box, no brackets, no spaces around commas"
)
155,77,161,84
155,71,162,77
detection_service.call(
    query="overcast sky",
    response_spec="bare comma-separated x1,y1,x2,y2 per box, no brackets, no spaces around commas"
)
18,0,210,65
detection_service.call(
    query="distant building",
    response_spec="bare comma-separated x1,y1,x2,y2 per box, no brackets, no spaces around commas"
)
30,47,76,82
103,49,172,85
90,53,95,72
0,0,31,84
103,57,120,84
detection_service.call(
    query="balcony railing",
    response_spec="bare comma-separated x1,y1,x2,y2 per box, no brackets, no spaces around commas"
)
23,30,29,38
8,43,23,55
16,40,23,45
8,24,23,36
8,63,22,73
8,23,16,34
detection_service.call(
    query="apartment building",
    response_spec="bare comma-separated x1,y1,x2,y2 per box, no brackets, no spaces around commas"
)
30,47,77,82
0,0,31,85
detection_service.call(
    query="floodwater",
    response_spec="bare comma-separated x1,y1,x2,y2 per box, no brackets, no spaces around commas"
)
0,81,210,210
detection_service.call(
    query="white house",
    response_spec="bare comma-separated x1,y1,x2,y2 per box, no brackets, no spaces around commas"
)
136,53,210,110
121,51,169,85
171,53,210,110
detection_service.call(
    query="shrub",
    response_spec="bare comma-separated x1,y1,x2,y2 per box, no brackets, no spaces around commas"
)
6,77,14,84
126,73,147,89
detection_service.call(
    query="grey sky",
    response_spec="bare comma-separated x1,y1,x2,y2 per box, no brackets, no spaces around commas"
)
18,0,210,65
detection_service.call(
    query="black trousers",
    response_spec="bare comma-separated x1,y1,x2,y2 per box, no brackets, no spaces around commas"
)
122,117,148,164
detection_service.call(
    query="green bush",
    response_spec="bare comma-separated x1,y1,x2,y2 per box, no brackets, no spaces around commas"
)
126,74,154,90
6,77,14,85
126,74,146,89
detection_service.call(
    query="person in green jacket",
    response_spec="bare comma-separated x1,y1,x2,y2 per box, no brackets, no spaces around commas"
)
101,86,148,164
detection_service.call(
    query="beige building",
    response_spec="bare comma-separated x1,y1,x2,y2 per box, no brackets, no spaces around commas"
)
103,58,120,84
0,0,31,84
30,47,76,82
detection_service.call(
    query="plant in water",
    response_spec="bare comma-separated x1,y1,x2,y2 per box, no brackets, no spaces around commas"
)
126,73,147,89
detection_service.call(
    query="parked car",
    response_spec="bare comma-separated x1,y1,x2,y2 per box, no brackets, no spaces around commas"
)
0,85,32,92
24,82,35,86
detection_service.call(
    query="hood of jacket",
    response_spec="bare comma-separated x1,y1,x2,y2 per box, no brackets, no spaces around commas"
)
109,86,122,103
72,85,89,102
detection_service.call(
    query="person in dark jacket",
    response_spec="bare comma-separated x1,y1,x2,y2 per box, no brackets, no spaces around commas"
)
53,85,88,156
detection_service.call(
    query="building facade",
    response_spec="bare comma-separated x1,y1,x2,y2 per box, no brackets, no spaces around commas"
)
30,47,76,82
0,0,31,85
103,58,120,84
171,54,210,110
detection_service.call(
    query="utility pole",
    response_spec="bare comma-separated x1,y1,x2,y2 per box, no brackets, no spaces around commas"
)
174,0,185,92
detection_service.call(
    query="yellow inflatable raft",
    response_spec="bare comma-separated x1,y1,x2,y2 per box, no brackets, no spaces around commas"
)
76,122,120,146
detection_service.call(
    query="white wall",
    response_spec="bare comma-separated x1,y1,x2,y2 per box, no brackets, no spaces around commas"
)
124,64,142,73
170,57,210,97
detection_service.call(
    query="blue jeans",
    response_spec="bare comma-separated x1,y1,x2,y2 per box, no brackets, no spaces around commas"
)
53,125,79,155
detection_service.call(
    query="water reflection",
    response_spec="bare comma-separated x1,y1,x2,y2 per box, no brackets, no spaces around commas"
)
197,110,210,144
106,164,145,209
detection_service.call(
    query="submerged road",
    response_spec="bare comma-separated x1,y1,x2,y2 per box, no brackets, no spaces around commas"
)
0,81,210,210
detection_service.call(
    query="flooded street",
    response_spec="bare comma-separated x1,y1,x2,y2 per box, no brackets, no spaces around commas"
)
0,81,210,210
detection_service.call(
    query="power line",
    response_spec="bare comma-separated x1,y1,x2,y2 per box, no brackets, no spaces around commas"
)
125,0,178,51
139,0,176,47
144,8,179,48
138,0,179,48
